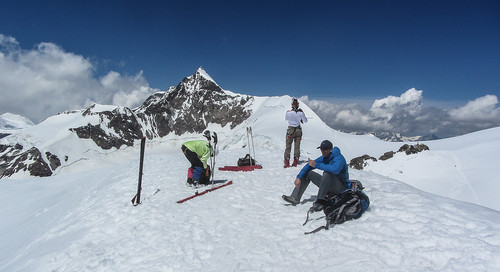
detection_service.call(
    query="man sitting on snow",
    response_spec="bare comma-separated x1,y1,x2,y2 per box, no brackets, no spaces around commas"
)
282,140,351,211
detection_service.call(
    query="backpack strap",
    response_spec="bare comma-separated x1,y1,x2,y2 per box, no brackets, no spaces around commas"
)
304,225,327,235
303,208,313,226
331,198,354,224
304,220,331,235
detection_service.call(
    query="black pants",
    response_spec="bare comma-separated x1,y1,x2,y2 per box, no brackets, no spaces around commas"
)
182,145,203,168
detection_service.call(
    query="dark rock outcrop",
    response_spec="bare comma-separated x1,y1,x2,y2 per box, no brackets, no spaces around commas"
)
69,106,143,150
1,146,53,178
349,155,377,170
350,143,430,170
379,151,395,161
45,152,61,171
398,143,430,155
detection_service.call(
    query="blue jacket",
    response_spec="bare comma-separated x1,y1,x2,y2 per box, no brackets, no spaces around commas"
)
297,147,350,188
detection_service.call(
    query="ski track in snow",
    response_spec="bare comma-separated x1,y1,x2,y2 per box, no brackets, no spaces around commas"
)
2,147,499,272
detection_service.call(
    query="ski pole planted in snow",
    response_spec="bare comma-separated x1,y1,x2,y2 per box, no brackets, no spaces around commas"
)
131,136,146,206
211,131,218,185
247,127,256,165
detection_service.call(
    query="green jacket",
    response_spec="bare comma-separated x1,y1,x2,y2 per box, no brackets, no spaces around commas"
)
183,140,212,168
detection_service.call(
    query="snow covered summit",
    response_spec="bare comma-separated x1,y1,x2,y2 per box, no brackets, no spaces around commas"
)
0,68,253,178
0,113,34,130
192,66,217,84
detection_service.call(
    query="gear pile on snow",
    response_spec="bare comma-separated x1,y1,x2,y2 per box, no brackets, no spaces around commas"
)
304,180,370,234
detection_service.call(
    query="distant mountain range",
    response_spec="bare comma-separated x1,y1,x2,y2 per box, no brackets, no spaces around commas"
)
348,131,440,142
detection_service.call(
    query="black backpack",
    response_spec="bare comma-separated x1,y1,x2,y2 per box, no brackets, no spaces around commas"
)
198,166,211,185
237,154,256,166
304,180,370,234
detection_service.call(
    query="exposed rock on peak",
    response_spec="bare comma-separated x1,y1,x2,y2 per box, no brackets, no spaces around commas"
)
135,68,253,138
1,68,254,178
70,105,143,150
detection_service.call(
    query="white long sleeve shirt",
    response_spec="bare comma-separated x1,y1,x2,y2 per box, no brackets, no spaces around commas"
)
285,109,308,127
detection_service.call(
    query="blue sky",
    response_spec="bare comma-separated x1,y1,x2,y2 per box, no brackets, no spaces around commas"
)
1,0,499,137
3,0,498,100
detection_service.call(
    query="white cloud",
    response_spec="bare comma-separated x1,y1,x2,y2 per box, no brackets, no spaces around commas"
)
333,108,384,129
303,90,500,138
448,95,500,121
0,34,158,123
112,86,157,108
0,34,19,52
370,88,423,119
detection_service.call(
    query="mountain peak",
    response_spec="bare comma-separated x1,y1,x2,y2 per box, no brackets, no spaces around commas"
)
177,67,222,95
193,66,215,83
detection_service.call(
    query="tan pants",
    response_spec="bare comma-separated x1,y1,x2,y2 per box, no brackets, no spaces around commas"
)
284,126,302,159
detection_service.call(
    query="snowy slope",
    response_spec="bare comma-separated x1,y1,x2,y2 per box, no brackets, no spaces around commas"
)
1,146,499,271
0,105,133,178
1,95,500,271
221,95,500,211
364,127,500,211
0,113,34,132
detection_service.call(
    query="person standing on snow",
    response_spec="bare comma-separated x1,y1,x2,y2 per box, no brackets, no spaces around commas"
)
181,140,214,186
284,98,308,168
282,140,351,211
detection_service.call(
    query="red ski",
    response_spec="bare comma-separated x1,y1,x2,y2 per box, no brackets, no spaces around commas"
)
218,165,262,172
177,181,233,203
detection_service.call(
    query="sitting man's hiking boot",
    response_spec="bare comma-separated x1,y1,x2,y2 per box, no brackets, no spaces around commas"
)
282,195,299,205
310,202,324,212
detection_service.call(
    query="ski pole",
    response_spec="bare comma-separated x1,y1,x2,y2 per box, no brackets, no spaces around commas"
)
131,136,146,206
250,127,256,164
246,127,253,166
211,132,218,185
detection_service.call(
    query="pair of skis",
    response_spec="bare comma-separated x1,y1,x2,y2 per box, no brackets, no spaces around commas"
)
176,180,233,203
219,127,261,172
246,127,256,165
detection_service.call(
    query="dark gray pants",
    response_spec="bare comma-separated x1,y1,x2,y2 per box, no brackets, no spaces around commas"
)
290,171,347,202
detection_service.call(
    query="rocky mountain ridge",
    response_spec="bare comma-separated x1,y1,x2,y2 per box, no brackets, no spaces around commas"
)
0,68,253,178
